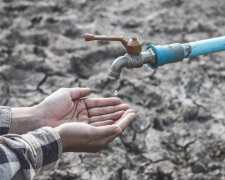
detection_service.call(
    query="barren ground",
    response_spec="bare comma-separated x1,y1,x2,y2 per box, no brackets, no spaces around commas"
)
1,0,225,179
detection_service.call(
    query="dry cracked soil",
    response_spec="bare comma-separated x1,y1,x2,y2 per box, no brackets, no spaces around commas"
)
1,0,225,180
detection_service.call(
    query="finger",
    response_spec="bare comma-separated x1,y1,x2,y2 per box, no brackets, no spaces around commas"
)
115,112,136,131
89,110,124,123
91,120,115,127
88,104,129,116
66,88,90,99
84,97,122,109
92,125,122,139
94,112,136,145
121,109,135,119
90,112,135,147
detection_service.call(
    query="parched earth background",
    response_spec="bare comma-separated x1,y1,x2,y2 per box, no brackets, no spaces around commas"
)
0,0,225,179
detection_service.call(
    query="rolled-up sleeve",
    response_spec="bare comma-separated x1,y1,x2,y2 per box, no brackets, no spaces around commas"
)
0,127,63,180
0,106,11,135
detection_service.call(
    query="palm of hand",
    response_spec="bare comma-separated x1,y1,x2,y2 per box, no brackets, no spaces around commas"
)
39,89,128,127
48,98,90,123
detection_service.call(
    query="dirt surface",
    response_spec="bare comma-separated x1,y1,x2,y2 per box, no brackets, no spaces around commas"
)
1,0,225,179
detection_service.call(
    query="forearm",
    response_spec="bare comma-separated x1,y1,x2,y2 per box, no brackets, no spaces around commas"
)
9,105,44,134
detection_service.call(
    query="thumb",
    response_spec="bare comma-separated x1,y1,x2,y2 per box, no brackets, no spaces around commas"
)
93,125,122,139
67,88,90,99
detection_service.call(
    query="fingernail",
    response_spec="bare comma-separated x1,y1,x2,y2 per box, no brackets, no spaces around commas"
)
114,126,122,134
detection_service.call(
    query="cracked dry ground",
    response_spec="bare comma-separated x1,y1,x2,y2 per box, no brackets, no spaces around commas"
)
1,0,225,179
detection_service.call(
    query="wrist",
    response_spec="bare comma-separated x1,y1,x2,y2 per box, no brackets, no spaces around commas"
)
9,105,45,134
54,125,67,152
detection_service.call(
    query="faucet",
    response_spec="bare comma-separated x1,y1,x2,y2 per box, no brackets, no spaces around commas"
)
85,33,225,79
85,33,156,79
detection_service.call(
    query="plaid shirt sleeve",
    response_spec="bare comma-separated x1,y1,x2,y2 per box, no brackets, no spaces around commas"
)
0,107,63,180
0,106,11,135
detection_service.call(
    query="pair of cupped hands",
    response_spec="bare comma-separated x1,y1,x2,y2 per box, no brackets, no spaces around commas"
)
10,88,135,153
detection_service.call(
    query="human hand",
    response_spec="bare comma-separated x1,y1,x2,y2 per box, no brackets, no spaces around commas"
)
55,109,135,152
38,88,129,127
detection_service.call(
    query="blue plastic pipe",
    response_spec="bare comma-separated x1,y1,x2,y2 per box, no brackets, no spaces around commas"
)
146,36,225,69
